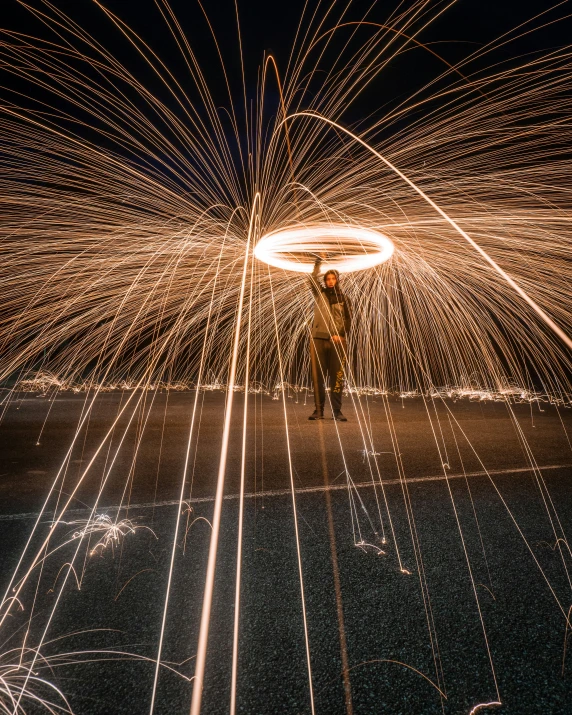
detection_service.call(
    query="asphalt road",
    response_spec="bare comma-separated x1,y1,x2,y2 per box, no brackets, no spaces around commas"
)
1,392,571,714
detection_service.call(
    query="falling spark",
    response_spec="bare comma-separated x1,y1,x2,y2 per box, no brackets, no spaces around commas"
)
63,515,156,556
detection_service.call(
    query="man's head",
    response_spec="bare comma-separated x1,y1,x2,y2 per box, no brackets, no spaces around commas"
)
324,269,339,288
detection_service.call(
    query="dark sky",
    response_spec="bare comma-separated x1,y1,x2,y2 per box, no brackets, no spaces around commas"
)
2,1,571,169
0,0,572,197
5,0,571,112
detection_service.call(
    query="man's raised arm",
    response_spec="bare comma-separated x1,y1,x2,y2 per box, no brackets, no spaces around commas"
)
309,257,322,295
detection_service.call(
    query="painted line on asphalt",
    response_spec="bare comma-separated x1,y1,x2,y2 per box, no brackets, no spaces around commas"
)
1,463,570,521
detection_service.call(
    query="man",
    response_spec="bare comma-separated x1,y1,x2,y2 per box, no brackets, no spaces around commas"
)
308,257,352,421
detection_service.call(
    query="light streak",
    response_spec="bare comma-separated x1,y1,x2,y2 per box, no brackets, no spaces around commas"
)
149,215,230,714
421,396,501,705
230,237,255,715
254,225,395,273
0,640,196,715
61,515,156,557
469,702,501,715
114,569,156,602
318,658,448,699
0,653,72,715
189,196,256,715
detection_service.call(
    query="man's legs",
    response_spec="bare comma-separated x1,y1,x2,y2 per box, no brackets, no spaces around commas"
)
310,338,328,413
328,339,346,415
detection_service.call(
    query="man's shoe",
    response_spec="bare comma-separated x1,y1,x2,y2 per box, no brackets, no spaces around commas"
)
334,411,347,421
308,409,324,420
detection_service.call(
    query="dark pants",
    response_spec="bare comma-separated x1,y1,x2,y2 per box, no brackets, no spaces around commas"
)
310,337,346,413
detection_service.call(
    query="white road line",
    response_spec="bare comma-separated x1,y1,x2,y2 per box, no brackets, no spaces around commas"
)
2,463,570,521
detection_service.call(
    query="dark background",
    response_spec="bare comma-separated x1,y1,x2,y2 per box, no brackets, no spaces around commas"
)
3,0,571,129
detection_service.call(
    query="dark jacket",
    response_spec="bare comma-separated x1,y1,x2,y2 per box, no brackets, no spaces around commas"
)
309,261,352,339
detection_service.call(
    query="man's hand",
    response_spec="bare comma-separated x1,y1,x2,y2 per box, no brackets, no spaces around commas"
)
331,335,343,344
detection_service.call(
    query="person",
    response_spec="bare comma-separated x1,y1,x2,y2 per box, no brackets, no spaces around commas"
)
308,257,352,421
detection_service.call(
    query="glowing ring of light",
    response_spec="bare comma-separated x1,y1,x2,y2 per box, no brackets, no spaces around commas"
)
254,225,394,273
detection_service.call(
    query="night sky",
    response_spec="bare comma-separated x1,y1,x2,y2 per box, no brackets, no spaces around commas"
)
4,0,571,128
